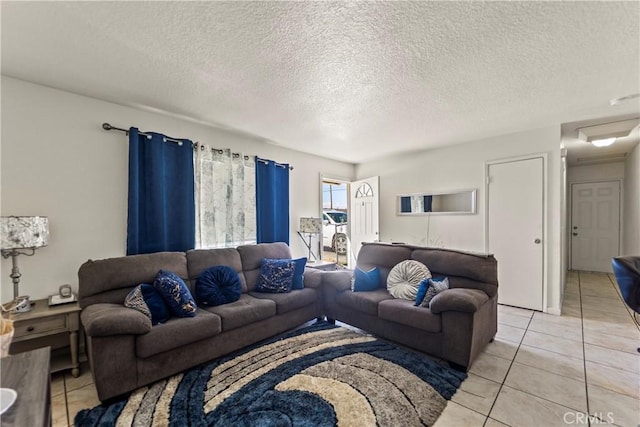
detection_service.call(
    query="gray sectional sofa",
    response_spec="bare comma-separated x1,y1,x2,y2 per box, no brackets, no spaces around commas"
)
78,242,323,401
322,242,498,370
78,241,497,402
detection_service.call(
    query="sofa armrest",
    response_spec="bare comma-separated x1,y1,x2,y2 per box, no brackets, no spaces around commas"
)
302,267,323,289
429,288,489,314
321,270,353,292
81,303,152,337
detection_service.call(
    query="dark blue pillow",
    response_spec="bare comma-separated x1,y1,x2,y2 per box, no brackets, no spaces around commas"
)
352,267,380,292
124,283,171,325
195,265,242,307
271,257,307,289
153,270,197,317
256,258,296,293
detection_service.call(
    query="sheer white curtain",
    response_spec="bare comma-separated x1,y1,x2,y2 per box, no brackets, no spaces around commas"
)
194,144,256,248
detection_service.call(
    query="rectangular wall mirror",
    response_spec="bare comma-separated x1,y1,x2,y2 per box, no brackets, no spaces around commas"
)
397,189,477,215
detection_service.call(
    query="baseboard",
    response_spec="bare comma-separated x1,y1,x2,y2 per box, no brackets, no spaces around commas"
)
546,306,562,316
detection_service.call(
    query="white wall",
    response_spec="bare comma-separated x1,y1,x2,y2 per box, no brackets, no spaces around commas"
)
356,126,563,313
623,143,640,255
567,162,625,183
0,77,354,300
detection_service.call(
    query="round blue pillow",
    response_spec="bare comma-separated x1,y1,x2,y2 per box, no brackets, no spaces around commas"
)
195,265,242,307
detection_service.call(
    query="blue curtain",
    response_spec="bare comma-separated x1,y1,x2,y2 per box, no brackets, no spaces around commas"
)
127,128,195,255
255,157,290,244
423,195,433,212
400,197,411,213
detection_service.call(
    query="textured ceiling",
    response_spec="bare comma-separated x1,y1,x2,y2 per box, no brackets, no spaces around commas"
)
2,1,639,163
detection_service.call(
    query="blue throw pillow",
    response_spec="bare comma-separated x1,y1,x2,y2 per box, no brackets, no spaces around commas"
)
256,258,296,293
124,283,171,325
352,267,380,292
414,278,430,306
195,265,243,307
153,270,197,317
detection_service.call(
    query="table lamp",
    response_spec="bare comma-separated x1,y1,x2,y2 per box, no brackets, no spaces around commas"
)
1,216,49,312
298,217,322,261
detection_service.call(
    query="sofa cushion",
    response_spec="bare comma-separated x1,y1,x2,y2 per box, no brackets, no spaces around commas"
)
335,289,394,316
387,260,431,300
186,248,247,292
153,270,197,317
352,267,380,292
237,242,293,291
195,265,243,307
255,259,296,293
204,294,276,331
378,299,442,333
78,251,188,307
249,288,318,315
136,309,222,358
124,284,171,325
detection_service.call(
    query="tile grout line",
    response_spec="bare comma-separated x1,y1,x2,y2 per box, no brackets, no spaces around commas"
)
605,272,640,333
481,310,535,427
578,271,592,427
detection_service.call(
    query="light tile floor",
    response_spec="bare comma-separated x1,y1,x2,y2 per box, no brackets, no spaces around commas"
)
52,271,639,426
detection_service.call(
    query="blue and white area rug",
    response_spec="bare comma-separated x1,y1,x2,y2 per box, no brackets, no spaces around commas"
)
75,322,466,426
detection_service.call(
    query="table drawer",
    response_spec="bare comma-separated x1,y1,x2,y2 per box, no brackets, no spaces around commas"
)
14,315,67,338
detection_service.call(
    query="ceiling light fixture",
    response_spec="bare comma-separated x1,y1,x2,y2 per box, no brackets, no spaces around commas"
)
577,118,639,147
590,138,616,147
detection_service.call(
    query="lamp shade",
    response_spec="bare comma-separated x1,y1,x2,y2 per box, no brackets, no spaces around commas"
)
300,217,322,234
0,216,49,249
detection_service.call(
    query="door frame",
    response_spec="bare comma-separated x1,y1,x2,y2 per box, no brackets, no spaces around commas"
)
484,153,549,313
568,179,622,271
319,174,352,265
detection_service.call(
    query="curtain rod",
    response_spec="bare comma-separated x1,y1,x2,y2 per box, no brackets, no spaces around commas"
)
103,122,293,170
102,122,187,145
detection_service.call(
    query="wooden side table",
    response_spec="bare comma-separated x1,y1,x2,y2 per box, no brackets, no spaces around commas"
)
9,299,80,377
0,346,51,427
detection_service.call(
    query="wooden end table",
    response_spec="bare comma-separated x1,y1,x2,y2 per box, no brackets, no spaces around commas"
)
1,346,51,427
9,299,80,377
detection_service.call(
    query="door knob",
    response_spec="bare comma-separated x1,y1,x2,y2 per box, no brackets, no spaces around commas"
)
572,232,578,236
534,238,541,244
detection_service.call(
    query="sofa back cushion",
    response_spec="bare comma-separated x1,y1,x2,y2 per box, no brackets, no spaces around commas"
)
78,252,188,308
186,248,247,292
237,242,293,292
411,248,498,297
356,244,413,288
357,243,498,297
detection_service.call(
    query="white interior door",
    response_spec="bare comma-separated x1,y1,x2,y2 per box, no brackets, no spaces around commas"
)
571,181,620,273
488,157,544,311
349,176,379,262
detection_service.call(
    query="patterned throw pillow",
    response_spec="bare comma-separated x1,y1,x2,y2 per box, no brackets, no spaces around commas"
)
420,277,450,308
255,258,296,293
387,260,432,300
195,265,243,307
124,283,171,325
351,267,380,292
153,270,197,317
266,258,307,290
